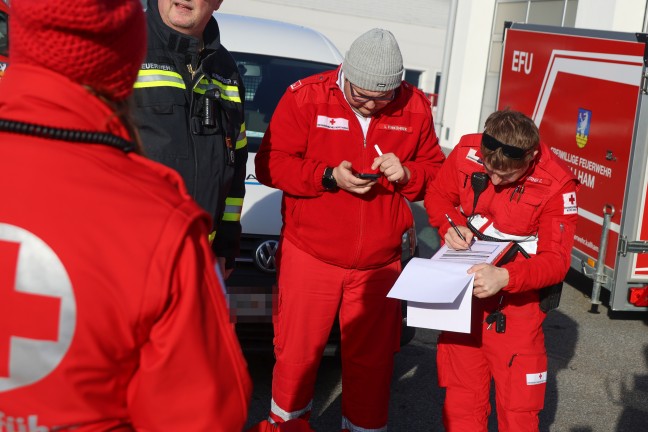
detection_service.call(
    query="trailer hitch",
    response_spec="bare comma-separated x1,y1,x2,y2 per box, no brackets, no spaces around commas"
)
618,237,648,256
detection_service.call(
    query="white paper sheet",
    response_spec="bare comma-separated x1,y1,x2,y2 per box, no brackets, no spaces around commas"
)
407,280,473,333
386,258,473,303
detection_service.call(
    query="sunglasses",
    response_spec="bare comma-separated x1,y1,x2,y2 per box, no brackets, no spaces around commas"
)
348,81,396,103
481,133,528,160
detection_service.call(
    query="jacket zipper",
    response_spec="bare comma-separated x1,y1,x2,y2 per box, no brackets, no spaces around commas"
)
353,113,371,267
189,71,204,198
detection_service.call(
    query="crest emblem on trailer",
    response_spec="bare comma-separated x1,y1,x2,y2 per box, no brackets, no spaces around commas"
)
575,108,591,149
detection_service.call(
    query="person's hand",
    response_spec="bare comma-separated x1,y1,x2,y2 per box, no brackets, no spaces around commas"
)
468,263,509,298
371,152,410,184
218,256,234,280
444,225,474,250
333,161,377,195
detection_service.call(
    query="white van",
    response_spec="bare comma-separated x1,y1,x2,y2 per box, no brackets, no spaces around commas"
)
219,14,417,352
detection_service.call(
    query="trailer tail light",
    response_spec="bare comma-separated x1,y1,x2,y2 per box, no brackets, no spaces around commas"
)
628,287,648,307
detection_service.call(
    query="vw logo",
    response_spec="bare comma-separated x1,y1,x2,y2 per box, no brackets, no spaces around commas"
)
254,240,278,273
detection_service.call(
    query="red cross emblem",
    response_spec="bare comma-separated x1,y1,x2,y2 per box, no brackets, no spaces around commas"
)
329,118,336,126
568,194,576,205
0,240,61,378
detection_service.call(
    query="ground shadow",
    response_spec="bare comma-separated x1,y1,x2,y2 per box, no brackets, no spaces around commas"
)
389,328,444,430
541,308,579,431
614,341,648,431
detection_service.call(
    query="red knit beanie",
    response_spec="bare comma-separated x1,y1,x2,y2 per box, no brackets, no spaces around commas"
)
10,0,146,102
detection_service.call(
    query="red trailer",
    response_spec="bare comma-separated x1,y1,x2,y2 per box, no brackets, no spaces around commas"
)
498,22,648,312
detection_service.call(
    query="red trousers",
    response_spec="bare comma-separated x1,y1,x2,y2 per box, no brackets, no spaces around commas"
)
437,294,547,432
270,238,401,430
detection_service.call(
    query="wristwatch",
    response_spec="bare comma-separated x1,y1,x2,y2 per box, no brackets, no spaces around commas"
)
321,167,338,191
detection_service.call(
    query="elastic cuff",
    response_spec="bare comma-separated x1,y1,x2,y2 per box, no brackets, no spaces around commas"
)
502,264,518,292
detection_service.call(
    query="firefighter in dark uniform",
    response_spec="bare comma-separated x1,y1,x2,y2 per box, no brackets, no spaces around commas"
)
134,0,247,278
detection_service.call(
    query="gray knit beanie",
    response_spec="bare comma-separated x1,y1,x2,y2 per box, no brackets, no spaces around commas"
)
343,28,404,92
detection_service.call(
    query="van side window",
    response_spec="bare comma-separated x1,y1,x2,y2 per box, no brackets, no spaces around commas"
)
232,52,336,152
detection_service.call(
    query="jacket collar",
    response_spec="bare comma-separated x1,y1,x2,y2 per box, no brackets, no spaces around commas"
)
0,64,132,141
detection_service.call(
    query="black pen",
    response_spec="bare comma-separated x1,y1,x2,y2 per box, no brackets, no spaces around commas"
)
445,213,472,251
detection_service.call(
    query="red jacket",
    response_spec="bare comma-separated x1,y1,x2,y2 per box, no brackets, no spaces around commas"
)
0,65,251,431
424,133,579,293
255,67,445,269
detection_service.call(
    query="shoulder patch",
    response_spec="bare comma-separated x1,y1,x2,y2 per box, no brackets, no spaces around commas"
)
462,133,483,148
466,148,483,165
563,191,578,215
289,73,329,92
289,80,304,91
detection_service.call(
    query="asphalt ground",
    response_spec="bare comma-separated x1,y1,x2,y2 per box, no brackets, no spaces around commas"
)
243,274,648,431
243,203,648,431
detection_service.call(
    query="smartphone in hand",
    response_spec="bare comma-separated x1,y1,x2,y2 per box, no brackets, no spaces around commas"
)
357,173,381,180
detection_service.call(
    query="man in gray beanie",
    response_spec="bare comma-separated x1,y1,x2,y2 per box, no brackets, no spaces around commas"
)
252,28,445,432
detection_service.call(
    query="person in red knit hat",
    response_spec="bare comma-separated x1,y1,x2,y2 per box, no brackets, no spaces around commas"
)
0,0,251,430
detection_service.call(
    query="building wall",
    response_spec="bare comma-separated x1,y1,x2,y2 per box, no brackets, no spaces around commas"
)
219,0,450,95
217,0,648,152
436,0,496,152
575,0,646,31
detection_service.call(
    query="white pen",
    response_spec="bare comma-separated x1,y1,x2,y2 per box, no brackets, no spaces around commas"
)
374,144,383,156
